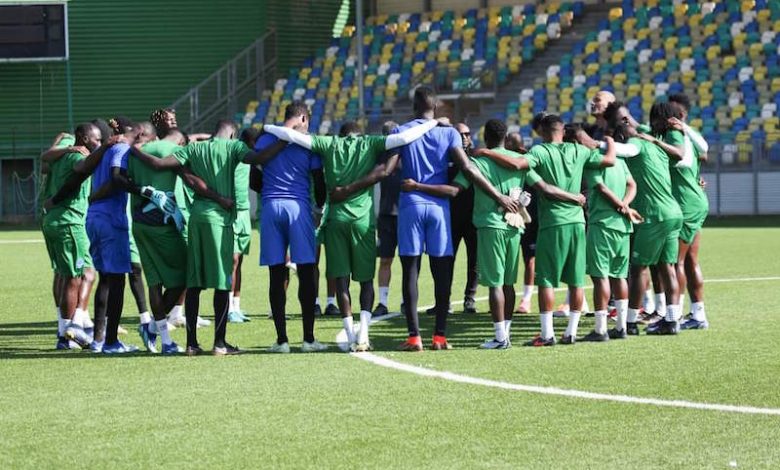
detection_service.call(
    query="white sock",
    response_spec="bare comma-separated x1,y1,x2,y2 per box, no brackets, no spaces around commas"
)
494,322,507,342
229,293,234,311
522,285,533,301
615,299,628,332
168,305,183,319
82,311,94,329
655,293,666,315
666,303,679,322
643,289,655,312
504,319,512,339
540,312,553,339
315,297,321,307
581,297,590,313
327,296,336,307
358,310,372,344
233,296,241,313
148,320,159,333
691,301,707,322
594,310,608,335
139,311,152,325
379,286,389,306
342,316,356,344
565,311,581,338
156,319,173,345
56,307,61,321
71,308,87,328
627,307,639,323
57,317,67,336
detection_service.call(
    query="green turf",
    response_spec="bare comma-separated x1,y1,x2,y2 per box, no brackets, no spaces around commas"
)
1,225,779,468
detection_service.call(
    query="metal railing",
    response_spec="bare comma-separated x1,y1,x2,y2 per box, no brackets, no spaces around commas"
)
169,30,277,134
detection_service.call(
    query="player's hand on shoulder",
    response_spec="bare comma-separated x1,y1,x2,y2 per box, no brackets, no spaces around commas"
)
401,179,418,192
69,145,90,156
668,117,685,132
436,117,451,127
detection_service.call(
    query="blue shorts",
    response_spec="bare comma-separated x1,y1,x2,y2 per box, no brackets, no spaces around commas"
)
86,215,131,274
398,203,453,257
260,198,317,266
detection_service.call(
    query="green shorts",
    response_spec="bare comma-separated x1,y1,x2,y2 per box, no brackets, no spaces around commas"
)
631,218,682,266
233,209,252,255
133,222,188,288
535,223,586,288
42,223,93,277
187,220,234,290
679,209,707,245
477,227,521,288
321,217,375,282
586,225,630,279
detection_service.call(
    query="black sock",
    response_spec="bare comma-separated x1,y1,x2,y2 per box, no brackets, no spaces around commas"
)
269,265,288,344
104,274,126,345
359,281,374,313
297,263,317,343
128,263,148,314
213,289,230,348
464,228,479,298
185,288,201,348
400,256,421,337
93,275,110,342
430,256,454,336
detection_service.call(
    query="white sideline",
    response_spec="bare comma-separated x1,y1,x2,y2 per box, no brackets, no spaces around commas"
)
0,239,44,244
351,352,780,416
359,275,780,416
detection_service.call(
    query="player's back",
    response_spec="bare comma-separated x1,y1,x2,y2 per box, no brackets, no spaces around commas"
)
44,152,89,227
87,143,130,227
625,137,682,222
255,133,321,203
396,119,461,207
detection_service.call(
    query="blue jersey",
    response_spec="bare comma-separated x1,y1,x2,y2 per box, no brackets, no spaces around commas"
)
87,143,130,228
254,133,322,203
395,118,461,208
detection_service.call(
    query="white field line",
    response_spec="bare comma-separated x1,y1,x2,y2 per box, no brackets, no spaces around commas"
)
0,239,44,244
360,274,780,416
351,352,780,416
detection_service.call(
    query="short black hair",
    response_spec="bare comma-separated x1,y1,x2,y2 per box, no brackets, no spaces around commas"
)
531,112,548,132
239,127,260,148
338,121,362,137
483,119,507,146
539,114,564,136
563,122,583,143
603,101,626,128
381,120,398,136
284,101,310,121
75,122,98,142
413,86,437,113
668,93,691,112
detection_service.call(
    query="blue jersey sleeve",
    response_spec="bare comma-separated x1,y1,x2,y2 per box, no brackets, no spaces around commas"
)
448,127,463,151
109,144,130,170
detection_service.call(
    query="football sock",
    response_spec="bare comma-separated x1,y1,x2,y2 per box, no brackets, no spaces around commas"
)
233,296,241,313
358,310,372,344
655,293,666,315
342,316,355,344
627,307,639,324
400,256,421,337
540,311,553,339
326,296,336,307
297,263,318,343
594,310,608,334
565,311,581,338
156,318,172,345
168,304,183,320
379,286,389,306
504,319,512,339
104,274,126,345
139,311,152,325
494,322,507,342
691,302,707,322
57,317,66,337
184,288,201,347
315,297,321,307
213,290,230,348
71,308,87,328
430,255,454,337
269,265,289,344
522,285,533,301
643,289,655,312
615,299,628,331
666,303,679,323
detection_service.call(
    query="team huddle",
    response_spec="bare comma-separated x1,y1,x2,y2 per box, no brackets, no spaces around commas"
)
38,85,710,355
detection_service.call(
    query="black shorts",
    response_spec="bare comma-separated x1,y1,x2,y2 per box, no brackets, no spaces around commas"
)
376,214,398,259
521,222,538,262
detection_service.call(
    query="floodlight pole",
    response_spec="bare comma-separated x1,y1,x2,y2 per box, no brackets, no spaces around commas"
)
355,0,365,124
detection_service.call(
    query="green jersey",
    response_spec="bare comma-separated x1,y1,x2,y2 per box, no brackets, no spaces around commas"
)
623,137,682,222
453,147,527,232
665,129,709,217
584,158,633,233
42,152,90,227
129,140,184,223
39,134,77,215
525,142,603,229
310,134,386,222
173,138,250,226
234,163,250,211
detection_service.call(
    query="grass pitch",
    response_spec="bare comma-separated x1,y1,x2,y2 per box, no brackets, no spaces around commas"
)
1,219,779,469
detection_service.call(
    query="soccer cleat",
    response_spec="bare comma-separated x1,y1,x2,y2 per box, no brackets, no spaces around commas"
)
463,296,477,314
313,304,322,317
185,345,204,356
580,330,610,342
560,334,575,345
89,340,105,352
607,328,627,340
646,319,679,335
431,335,453,350
324,304,340,317
524,335,555,347
515,298,531,314
64,325,92,349
101,341,139,354
638,311,663,325
352,342,373,352
213,343,243,356
137,323,158,353
56,336,80,350
398,336,423,352
426,306,453,316
161,342,183,355
626,322,640,336
479,338,510,349
196,316,211,328
680,317,709,330
553,304,570,318
267,342,290,353
227,311,245,323
372,303,389,317
117,325,128,335
301,340,329,353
